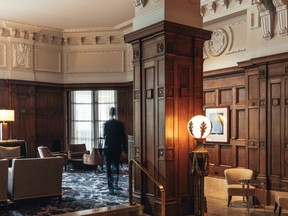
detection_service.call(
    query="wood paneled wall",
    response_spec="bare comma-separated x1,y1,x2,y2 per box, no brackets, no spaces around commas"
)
204,53,288,192
0,80,133,157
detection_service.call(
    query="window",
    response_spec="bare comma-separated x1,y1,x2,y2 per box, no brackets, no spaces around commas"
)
69,90,117,151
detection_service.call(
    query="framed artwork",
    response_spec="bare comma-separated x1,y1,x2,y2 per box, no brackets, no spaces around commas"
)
205,106,229,143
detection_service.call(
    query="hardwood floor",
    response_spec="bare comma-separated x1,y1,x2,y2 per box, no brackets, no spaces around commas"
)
205,178,288,216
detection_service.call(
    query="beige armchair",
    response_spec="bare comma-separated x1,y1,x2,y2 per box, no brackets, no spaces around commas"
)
83,148,104,172
67,143,89,160
224,168,255,207
0,159,8,203
37,146,68,171
8,157,63,202
274,191,288,216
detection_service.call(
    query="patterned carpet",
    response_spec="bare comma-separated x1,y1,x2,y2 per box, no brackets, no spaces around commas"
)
0,165,129,216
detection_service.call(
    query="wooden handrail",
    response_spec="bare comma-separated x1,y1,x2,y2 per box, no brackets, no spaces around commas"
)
129,159,166,216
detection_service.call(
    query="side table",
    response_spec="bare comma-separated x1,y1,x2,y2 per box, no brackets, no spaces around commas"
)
239,179,265,213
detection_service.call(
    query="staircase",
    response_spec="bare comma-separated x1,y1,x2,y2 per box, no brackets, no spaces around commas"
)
57,204,145,216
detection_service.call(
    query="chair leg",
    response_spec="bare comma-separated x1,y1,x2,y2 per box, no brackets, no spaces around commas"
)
227,196,232,207
246,196,249,205
279,207,282,216
274,201,278,213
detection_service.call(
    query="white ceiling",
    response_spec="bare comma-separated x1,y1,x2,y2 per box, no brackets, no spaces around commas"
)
0,0,135,30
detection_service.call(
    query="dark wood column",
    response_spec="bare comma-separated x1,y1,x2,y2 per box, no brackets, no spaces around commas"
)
125,21,211,215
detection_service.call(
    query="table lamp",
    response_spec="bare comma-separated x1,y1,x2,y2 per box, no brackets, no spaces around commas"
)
0,109,15,140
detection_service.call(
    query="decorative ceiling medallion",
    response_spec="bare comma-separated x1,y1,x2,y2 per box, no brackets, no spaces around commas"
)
208,28,228,57
134,0,147,8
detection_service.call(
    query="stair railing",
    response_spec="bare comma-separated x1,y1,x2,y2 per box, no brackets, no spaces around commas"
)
129,159,166,216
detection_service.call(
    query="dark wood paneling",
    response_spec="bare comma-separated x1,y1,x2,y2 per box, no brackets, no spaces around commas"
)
126,21,211,215
205,52,288,192
236,109,245,139
1,80,133,158
236,146,245,167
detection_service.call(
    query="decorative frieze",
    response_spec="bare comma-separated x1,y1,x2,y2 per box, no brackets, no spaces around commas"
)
200,6,206,17
220,0,229,9
208,2,217,13
254,0,275,40
272,0,288,36
235,0,242,4
0,20,129,47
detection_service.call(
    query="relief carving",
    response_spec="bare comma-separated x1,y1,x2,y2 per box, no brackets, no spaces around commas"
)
208,28,228,57
158,148,165,160
134,90,140,100
0,44,6,67
133,48,140,60
157,42,164,53
158,87,164,98
134,0,147,8
166,149,174,161
272,0,288,35
254,0,275,39
13,43,31,68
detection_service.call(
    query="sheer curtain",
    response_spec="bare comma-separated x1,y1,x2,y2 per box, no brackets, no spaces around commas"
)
95,90,117,148
69,90,116,151
70,91,94,151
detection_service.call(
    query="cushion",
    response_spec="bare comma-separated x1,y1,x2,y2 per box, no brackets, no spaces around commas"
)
0,146,21,158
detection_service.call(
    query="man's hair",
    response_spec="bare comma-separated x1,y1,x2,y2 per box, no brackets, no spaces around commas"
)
110,107,116,116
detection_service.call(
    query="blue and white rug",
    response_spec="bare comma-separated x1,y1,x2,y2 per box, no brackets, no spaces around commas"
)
0,165,129,216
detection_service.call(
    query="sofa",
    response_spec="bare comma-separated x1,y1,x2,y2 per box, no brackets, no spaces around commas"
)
8,157,63,202
0,159,8,203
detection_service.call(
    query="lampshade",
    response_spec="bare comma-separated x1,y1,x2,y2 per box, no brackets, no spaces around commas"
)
0,109,15,122
187,115,212,139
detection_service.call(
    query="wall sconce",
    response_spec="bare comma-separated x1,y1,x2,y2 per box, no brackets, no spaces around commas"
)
0,109,15,140
187,115,212,216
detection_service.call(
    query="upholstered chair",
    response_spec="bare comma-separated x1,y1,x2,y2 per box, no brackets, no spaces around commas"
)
224,168,255,207
274,191,288,216
83,148,104,172
0,159,8,203
37,146,68,171
67,143,89,160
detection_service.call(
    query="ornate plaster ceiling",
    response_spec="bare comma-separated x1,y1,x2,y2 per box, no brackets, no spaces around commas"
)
0,0,135,30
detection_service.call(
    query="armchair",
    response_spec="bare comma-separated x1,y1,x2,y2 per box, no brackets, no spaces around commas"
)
83,148,104,172
224,168,255,207
37,146,68,171
67,143,89,160
0,159,8,203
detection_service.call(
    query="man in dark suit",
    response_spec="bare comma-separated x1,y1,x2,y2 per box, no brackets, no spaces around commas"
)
104,107,127,194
